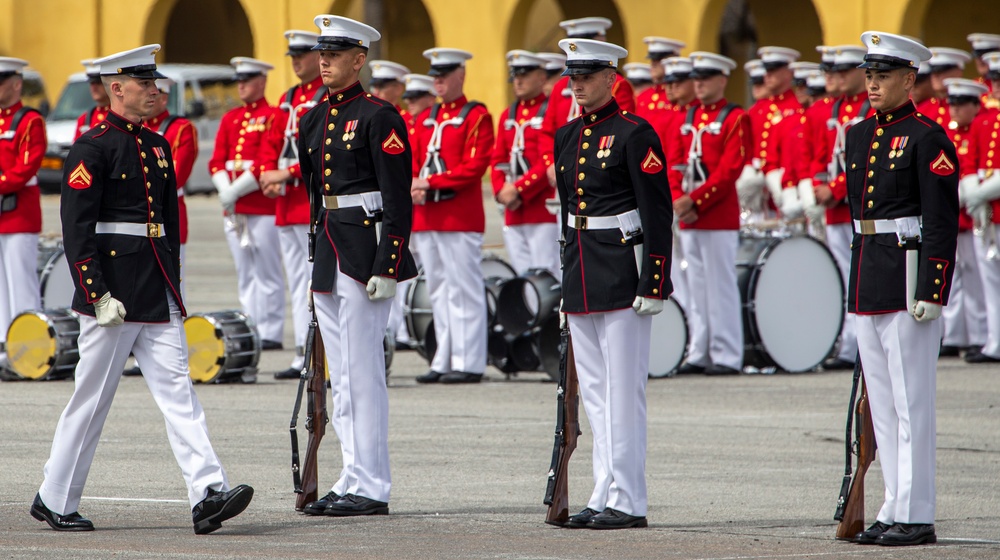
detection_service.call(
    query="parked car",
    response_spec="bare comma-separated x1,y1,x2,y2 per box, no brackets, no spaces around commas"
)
38,64,241,194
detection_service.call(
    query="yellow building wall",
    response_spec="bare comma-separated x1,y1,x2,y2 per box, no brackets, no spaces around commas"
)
6,0,996,116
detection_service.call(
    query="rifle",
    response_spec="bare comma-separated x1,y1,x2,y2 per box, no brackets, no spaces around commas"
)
543,325,580,526
834,355,876,540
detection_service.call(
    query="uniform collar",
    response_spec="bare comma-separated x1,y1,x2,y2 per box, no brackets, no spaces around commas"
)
327,81,366,106
701,98,728,112
144,110,169,129
581,98,620,125
303,75,324,94
520,93,547,107
949,121,971,133
844,91,868,104
875,99,916,126
244,97,268,110
106,110,143,135
440,95,468,111
769,89,792,104
1,101,23,115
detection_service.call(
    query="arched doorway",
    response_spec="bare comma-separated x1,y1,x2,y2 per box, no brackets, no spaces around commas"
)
145,0,254,64
329,0,436,78
506,0,626,55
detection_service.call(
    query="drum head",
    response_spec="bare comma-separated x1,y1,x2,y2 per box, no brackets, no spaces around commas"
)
7,313,59,379
649,297,688,378
751,236,843,372
185,315,225,383
405,271,432,352
40,249,74,309
481,254,516,280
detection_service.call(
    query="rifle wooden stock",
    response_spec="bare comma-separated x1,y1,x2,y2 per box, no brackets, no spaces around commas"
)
291,318,328,511
835,380,876,540
543,330,580,526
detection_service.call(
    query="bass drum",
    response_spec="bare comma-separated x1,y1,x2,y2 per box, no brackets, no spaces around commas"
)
37,240,74,309
648,296,688,378
737,234,844,372
5,309,79,380
185,311,261,383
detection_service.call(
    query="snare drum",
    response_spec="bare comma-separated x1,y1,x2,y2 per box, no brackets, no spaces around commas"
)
37,241,74,309
404,272,434,360
185,311,261,383
649,297,688,378
737,234,843,372
5,309,79,380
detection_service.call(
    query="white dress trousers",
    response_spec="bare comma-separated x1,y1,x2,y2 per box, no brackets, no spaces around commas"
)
278,224,313,368
855,311,940,525
412,231,487,374
942,231,986,348
974,226,1000,359
314,266,392,503
502,222,561,279
0,233,39,345
678,229,743,370
39,293,229,514
826,223,859,361
223,214,285,343
569,308,651,517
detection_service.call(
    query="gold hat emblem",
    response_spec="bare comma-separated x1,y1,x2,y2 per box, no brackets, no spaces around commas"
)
871,34,880,46
322,17,330,26
569,43,577,52
151,47,160,55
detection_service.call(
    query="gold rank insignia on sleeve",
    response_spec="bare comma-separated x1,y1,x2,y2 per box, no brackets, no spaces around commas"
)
640,148,663,174
930,150,956,176
67,161,93,190
382,129,405,155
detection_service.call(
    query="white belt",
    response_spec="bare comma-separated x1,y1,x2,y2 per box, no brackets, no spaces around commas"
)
225,160,254,172
26,177,37,187
568,209,640,233
853,217,921,236
96,222,166,238
177,187,185,197
323,192,383,214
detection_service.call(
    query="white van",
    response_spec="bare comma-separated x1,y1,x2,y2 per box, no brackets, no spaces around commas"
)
39,64,241,194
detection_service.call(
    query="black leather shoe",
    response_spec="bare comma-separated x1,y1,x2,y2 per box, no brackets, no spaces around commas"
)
938,345,961,357
875,523,937,546
415,370,445,384
564,508,599,529
440,372,483,384
854,520,892,544
192,484,254,535
324,493,388,516
676,362,705,374
30,494,94,531
822,357,855,370
586,508,648,529
260,340,284,351
273,367,300,380
705,364,740,375
302,491,341,516
965,346,983,359
122,365,143,376
966,351,1000,364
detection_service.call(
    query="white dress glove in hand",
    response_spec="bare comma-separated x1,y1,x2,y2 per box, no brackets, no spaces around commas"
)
94,291,126,327
764,169,784,208
632,296,664,316
911,300,942,322
781,187,804,219
366,276,397,301
736,164,764,209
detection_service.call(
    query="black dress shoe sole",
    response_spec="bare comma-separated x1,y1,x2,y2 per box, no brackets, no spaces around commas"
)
30,505,94,531
323,505,389,516
587,517,648,529
273,368,300,380
439,374,483,384
877,534,937,546
302,494,342,516
194,486,254,535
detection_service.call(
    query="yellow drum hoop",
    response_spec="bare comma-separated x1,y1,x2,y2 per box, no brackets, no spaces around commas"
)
184,316,225,383
7,313,58,380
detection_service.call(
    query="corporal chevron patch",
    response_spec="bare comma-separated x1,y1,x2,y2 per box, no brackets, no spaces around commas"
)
67,161,93,189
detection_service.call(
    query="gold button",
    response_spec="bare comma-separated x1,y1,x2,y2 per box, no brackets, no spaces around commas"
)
577,188,584,195
393,241,399,247
364,219,371,226
81,265,88,271
933,294,939,300
654,274,660,280
388,268,394,274
325,169,331,176
346,144,351,149
578,173,585,180
867,200,873,208
141,152,147,158
867,171,873,178
325,153,331,161
851,163,857,170
326,138,332,145
867,186,874,193
331,109,338,116
91,292,96,298
150,211,155,217
652,289,659,294
876,128,884,137
869,156,876,164
620,238,626,244
121,173,126,179
890,164,895,169
391,254,396,259
148,196,153,202
579,158,586,164
86,279,92,285
559,166,565,172
328,123,335,131
582,142,590,149
146,182,151,187
584,129,592,137
935,279,941,285
578,201,587,210
110,250,117,257
144,167,149,173
937,264,943,270
872,142,879,149
655,259,661,265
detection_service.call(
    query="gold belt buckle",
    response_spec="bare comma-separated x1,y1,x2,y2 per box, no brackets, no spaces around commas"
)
859,220,876,235
572,215,588,230
147,223,161,237
324,195,339,210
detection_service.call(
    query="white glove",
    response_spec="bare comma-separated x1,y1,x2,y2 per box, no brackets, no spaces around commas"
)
632,296,664,316
366,276,397,301
230,171,261,198
558,298,567,329
781,187,804,219
94,291,126,327
765,169,784,208
970,171,1000,209
911,300,942,322
797,178,817,208
736,164,765,209
957,174,978,208
211,170,232,193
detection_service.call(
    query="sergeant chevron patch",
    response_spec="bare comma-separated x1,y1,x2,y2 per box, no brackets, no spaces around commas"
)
929,150,955,176
68,161,93,189
640,147,663,174
382,129,405,155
